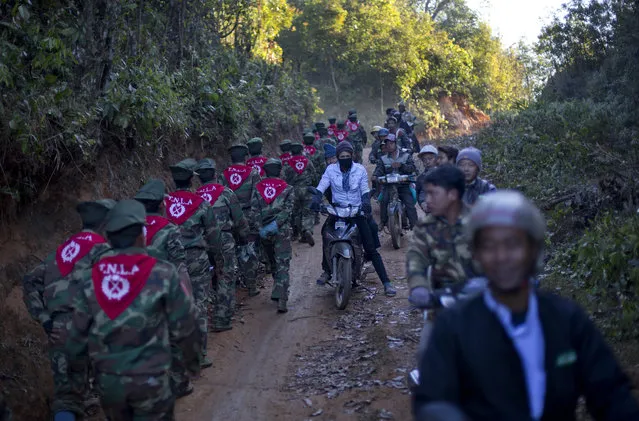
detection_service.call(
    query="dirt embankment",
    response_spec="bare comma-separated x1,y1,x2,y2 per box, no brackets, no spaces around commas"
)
0,136,286,420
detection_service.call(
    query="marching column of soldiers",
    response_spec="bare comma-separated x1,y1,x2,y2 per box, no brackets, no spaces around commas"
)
18,120,350,420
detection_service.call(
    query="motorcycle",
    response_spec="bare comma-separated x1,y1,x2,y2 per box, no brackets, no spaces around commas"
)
407,276,487,392
377,173,415,250
320,203,365,310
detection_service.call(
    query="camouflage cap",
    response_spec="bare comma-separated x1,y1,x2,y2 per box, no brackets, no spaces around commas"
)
348,108,357,116
279,139,292,146
169,158,198,181
290,142,304,153
228,143,249,152
303,132,315,141
134,179,165,201
246,137,263,145
337,120,346,127
264,158,282,167
314,122,326,129
349,113,358,119
328,116,337,123
105,199,146,233
76,199,117,227
197,158,216,170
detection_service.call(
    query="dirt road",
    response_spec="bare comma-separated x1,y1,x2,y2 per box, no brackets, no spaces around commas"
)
177,153,421,421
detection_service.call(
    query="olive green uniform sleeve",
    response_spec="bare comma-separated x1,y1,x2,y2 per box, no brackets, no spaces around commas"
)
275,187,295,228
403,153,417,174
166,268,201,376
283,165,294,184
406,223,434,290
249,189,263,232
66,269,92,361
21,260,49,326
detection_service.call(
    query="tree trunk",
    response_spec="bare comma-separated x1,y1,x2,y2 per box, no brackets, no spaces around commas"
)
329,55,339,104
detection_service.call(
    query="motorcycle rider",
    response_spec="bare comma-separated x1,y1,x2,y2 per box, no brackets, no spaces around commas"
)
368,126,384,165
373,136,418,231
415,145,439,212
386,116,412,152
456,147,496,206
311,141,396,297
414,190,639,420
437,145,458,166
345,113,367,164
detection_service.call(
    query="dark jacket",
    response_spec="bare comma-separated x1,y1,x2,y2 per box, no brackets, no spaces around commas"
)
414,292,639,421
415,168,435,206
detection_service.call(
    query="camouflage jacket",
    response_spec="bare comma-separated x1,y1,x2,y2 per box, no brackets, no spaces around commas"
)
250,179,295,232
347,124,368,146
406,207,477,290
373,150,417,177
165,188,214,249
283,155,317,190
199,182,248,241
463,177,497,207
22,230,110,327
67,247,201,376
369,139,383,164
306,146,326,178
220,166,261,222
145,213,187,267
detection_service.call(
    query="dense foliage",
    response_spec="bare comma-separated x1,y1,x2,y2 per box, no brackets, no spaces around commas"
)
467,0,639,339
278,0,528,125
0,0,317,212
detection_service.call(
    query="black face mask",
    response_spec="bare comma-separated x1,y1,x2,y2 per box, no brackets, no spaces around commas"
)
338,157,353,171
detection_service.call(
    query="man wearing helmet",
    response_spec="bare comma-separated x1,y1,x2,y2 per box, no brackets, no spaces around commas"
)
373,135,418,230
414,190,639,420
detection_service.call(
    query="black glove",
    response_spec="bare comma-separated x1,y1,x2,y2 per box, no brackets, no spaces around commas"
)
310,193,322,212
361,192,372,216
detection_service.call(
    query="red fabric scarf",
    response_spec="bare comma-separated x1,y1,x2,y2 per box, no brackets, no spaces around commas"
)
288,156,309,175
335,130,349,142
256,178,288,205
246,156,268,177
196,183,225,206
279,152,292,166
346,120,360,132
223,164,252,191
145,215,171,245
56,232,106,277
92,254,157,320
164,190,204,225
304,145,317,156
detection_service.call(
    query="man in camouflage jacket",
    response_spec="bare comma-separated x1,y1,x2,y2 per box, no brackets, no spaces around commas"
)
134,178,194,397
304,132,325,177
67,200,201,420
220,144,262,296
197,158,249,329
21,199,115,418
284,142,317,246
345,113,367,164
251,158,295,312
165,158,216,368
406,166,477,307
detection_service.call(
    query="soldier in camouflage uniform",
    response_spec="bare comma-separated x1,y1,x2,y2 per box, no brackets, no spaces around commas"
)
279,139,293,167
251,158,295,312
67,200,201,421
406,165,477,308
134,179,194,397
220,144,261,296
246,137,268,177
304,132,325,177
22,199,115,419
284,142,317,246
345,113,368,164
165,159,215,368
197,158,249,330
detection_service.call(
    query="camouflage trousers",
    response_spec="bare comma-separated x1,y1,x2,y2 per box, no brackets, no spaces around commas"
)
261,230,292,302
48,315,90,416
235,233,258,294
97,372,174,421
185,247,211,357
210,231,237,328
353,141,364,164
292,188,315,237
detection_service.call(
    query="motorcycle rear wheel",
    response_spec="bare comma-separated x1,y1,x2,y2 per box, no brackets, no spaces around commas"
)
335,257,352,310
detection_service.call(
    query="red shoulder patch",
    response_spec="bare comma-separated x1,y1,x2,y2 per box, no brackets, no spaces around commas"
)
223,164,252,191
196,183,225,206
145,215,171,245
164,191,204,225
56,232,106,277
256,178,288,205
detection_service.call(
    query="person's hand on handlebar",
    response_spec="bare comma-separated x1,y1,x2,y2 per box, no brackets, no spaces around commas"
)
361,193,372,217
310,194,322,212
408,286,432,308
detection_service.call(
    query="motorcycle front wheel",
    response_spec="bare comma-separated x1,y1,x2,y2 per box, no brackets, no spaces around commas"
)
335,257,353,310
389,204,402,250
